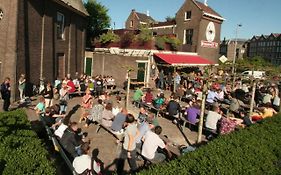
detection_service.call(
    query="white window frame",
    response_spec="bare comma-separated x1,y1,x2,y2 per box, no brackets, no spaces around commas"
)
184,11,191,21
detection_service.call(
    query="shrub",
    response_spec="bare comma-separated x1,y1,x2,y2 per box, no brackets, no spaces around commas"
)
0,110,56,175
155,36,166,50
165,37,181,51
137,27,153,45
120,32,135,48
139,114,281,175
98,31,120,45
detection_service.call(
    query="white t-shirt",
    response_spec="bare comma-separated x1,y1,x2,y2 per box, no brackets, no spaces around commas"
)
205,111,222,130
141,130,165,160
73,155,91,174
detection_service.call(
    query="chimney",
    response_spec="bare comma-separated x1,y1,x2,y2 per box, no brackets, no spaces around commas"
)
146,10,150,16
132,9,135,12
204,0,208,6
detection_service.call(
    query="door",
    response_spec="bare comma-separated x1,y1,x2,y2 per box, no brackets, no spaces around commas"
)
137,62,146,82
57,53,65,79
85,57,92,76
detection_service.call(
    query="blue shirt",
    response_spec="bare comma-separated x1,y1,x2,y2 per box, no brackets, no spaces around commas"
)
206,90,218,104
135,122,150,144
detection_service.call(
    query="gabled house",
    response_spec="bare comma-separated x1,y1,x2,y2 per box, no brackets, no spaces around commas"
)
125,9,155,30
0,0,88,99
124,0,224,62
175,0,224,62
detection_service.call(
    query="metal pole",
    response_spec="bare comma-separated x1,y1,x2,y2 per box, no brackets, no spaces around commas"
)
231,24,242,89
125,71,131,108
197,81,207,143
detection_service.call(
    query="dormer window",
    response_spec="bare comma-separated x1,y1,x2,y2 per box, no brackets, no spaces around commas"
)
185,11,191,20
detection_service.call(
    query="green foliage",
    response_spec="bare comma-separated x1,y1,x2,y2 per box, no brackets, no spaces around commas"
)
155,36,166,50
165,16,176,22
0,110,56,175
165,37,181,51
120,32,135,48
84,0,111,47
155,36,181,51
137,27,153,45
139,114,281,175
98,31,120,44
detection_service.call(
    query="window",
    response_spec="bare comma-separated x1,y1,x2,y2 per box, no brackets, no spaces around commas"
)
57,12,65,39
185,11,191,20
184,29,193,44
0,8,3,21
130,20,133,27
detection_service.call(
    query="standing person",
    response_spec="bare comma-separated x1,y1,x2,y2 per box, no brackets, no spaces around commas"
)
174,72,181,91
117,114,140,175
79,89,93,123
18,74,26,101
158,70,165,90
59,83,69,114
0,77,11,111
43,82,54,108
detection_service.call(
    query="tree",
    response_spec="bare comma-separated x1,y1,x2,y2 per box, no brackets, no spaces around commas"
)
84,0,111,47
165,16,175,22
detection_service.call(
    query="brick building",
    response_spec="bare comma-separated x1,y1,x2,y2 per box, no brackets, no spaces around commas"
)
219,38,248,61
0,0,88,100
125,0,224,62
247,33,281,65
125,9,155,30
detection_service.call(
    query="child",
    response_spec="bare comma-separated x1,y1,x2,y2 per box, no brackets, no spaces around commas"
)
79,89,93,123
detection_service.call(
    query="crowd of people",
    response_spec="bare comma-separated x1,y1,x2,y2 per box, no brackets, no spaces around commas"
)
1,69,281,174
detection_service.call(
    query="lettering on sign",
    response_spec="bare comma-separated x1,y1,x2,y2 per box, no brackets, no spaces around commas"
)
201,40,218,48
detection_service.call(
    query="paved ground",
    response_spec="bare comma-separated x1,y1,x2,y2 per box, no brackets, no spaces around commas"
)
1,89,206,174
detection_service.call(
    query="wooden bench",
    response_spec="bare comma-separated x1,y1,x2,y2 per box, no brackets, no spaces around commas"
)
95,123,123,141
39,116,78,175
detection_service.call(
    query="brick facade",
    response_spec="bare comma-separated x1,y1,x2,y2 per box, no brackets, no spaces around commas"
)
0,0,87,100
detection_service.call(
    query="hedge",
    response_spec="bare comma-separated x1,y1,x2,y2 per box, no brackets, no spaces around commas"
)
0,110,56,175
139,114,281,175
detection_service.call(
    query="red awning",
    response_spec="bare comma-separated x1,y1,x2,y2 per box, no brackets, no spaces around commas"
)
154,53,215,66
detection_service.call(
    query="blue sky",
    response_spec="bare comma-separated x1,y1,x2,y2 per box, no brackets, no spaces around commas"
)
93,0,281,40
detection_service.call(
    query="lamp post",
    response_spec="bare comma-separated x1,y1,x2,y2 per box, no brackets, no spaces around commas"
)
231,24,242,88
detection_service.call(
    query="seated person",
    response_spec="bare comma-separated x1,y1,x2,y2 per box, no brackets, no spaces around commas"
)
260,103,277,119
72,142,101,175
166,95,181,124
101,103,114,128
143,88,153,104
153,93,165,109
229,93,247,115
111,109,128,134
141,126,171,164
185,100,201,125
133,87,143,106
205,105,222,132
43,107,65,127
67,79,76,93
60,122,83,158
138,107,148,124
86,99,104,127
34,96,46,115
206,86,219,104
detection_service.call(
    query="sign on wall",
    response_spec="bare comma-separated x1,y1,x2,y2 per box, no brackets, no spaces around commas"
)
201,40,218,48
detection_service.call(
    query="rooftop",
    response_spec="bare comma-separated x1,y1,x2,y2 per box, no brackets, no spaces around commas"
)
58,0,89,16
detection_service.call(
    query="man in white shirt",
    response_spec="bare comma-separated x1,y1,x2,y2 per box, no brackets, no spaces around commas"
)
141,126,169,163
205,105,222,131
73,142,100,174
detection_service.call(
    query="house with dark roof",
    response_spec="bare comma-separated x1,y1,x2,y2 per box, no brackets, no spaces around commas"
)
124,0,224,62
247,33,281,65
0,0,88,99
125,9,155,30
219,38,248,61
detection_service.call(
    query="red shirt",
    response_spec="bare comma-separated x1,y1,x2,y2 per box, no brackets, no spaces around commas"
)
67,81,76,93
144,92,153,104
